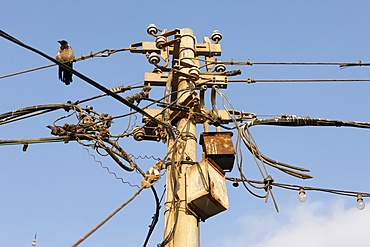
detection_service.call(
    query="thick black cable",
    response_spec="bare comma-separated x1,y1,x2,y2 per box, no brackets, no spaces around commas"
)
248,115,370,129
143,186,160,247
0,29,174,138
77,85,145,105
112,87,199,124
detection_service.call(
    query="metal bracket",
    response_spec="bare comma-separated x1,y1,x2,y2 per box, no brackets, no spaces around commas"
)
129,41,221,57
133,125,167,143
144,71,228,88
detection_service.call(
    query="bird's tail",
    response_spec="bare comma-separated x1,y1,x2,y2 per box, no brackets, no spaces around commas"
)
62,62,73,85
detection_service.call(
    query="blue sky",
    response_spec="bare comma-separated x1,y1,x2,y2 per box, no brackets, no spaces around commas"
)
1,1,370,246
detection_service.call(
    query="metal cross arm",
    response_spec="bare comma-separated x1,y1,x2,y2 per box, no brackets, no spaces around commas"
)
143,71,228,88
129,41,221,57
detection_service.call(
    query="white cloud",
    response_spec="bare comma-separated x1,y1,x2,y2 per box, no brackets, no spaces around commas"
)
223,199,370,247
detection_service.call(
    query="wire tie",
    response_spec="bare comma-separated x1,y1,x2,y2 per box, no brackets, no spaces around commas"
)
63,137,70,143
263,175,274,192
247,77,255,84
22,142,28,152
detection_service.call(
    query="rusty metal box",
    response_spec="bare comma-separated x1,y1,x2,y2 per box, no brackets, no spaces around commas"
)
187,159,229,221
199,132,235,172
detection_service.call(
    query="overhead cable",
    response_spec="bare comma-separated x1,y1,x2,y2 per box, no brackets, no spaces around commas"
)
0,47,130,80
226,177,370,198
229,78,370,83
248,115,370,129
71,186,145,247
200,58,370,68
0,29,174,137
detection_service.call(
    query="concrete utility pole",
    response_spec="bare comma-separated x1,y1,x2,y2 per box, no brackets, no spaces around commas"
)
163,28,199,247
131,25,231,247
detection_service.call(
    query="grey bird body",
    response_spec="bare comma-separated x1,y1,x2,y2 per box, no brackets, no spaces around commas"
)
56,40,75,85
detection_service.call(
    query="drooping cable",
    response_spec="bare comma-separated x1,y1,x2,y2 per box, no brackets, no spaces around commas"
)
214,87,272,200
226,177,370,198
71,186,145,247
241,124,312,179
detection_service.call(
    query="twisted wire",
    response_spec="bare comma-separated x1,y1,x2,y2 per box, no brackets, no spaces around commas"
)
130,154,161,161
80,144,140,188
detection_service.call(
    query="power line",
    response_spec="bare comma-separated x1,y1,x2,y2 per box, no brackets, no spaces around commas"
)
226,177,370,198
0,64,56,80
0,47,131,80
197,58,370,68
71,186,145,247
229,78,370,83
0,137,69,146
247,115,370,129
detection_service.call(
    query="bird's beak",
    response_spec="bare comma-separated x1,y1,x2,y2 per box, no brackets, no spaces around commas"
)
57,40,62,44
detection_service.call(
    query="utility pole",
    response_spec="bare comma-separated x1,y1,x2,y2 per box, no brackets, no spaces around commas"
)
163,28,199,247
131,25,232,247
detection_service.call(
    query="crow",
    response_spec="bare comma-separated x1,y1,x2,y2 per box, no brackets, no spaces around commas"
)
56,40,75,85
